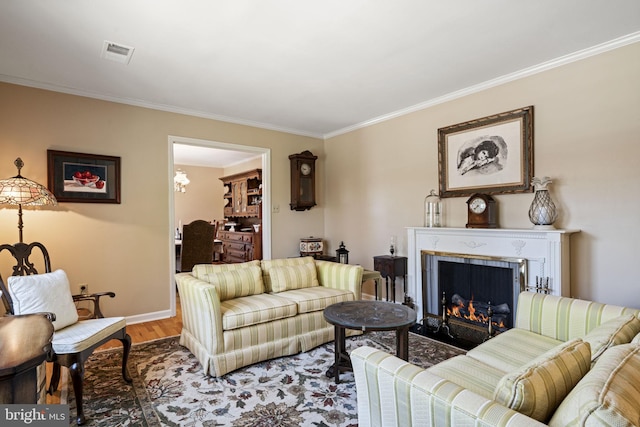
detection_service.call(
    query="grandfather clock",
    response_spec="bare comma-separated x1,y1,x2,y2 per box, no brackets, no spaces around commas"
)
289,150,317,211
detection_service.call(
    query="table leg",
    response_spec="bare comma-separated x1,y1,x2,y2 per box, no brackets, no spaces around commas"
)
396,326,410,361
391,277,396,303
326,325,350,384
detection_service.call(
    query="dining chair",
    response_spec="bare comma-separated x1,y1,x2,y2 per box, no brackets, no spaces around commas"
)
179,220,216,272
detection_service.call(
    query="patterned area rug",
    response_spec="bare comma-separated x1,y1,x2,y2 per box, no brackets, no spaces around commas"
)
63,332,465,426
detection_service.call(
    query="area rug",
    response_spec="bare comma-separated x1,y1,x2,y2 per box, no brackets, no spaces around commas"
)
63,332,465,426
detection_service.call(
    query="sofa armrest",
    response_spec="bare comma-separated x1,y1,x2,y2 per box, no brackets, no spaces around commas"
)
515,291,640,341
351,346,545,427
175,273,224,355
315,261,363,300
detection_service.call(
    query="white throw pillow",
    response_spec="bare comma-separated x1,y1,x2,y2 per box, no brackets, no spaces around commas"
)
8,269,79,330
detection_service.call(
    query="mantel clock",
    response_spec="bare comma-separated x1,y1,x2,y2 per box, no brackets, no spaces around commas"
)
466,193,497,228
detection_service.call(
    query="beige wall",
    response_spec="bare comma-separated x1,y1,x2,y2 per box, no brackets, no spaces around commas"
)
1,42,638,320
174,164,225,230
0,83,324,319
325,42,640,309
173,158,263,235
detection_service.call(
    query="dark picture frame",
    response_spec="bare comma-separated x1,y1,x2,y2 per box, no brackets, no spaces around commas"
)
438,106,534,198
47,150,121,203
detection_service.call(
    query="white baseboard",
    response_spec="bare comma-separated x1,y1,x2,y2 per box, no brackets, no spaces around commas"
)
125,309,173,325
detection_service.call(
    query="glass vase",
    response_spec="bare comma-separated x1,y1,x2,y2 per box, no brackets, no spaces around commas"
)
424,189,442,227
528,176,558,228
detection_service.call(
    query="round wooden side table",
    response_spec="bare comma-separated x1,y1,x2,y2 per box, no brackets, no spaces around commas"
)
323,300,416,383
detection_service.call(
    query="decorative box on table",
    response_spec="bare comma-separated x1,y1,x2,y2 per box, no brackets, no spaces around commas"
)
300,237,323,257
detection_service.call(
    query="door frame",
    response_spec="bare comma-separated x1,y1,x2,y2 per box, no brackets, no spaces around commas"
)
168,135,271,316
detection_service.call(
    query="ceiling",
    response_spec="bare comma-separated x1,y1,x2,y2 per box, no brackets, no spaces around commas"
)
173,143,260,168
1,1,639,140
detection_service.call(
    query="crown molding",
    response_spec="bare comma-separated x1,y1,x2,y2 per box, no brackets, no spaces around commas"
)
323,32,640,140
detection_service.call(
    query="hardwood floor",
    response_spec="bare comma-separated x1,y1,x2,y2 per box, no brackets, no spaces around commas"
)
99,294,183,350
46,294,183,404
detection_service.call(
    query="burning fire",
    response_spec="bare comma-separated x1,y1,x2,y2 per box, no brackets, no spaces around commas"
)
447,296,505,328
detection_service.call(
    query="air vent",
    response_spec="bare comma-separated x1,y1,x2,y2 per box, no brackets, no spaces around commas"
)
101,40,135,64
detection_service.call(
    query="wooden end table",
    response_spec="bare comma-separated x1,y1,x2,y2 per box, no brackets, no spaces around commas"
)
373,255,407,303
0,314,54,404
323,300,416,383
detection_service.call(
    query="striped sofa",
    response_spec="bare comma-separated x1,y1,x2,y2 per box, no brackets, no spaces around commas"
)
175,257,363,377
352,292,640,426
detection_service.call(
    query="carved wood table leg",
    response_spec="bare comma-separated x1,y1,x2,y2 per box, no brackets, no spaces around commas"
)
396,325,411,361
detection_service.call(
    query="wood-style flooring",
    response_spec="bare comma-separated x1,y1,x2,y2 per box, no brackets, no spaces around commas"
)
46,294,183,404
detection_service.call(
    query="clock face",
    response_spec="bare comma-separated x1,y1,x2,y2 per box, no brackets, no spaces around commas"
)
300,163,311,176
469,197,487,214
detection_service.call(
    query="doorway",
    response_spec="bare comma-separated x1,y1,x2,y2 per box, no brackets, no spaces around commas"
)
167,135,271,316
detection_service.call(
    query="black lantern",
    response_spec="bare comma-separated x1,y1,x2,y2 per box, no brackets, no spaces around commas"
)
336,241,349,264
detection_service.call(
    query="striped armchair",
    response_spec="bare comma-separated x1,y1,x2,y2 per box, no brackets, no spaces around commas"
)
352,292,640,426
176,257,363,377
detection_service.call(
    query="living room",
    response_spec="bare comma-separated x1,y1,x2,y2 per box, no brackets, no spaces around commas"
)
1,3,640,425
2,42,639,322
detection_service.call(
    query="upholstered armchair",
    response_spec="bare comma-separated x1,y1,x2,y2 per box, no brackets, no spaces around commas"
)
0,242,131,425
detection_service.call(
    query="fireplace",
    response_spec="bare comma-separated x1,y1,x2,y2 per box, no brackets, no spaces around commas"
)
422,251,526,330
406,227,579,324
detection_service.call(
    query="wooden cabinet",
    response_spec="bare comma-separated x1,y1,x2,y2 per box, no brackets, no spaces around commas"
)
219,169,262,263
220,169,262,218
218,230,262,263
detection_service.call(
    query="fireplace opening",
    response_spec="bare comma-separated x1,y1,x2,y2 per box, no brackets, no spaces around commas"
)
440,261,513,329
422,251,526,336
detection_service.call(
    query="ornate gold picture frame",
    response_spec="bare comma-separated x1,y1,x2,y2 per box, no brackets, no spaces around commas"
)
438,106,534,198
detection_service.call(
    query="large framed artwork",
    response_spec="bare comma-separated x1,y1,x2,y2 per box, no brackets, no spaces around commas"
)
438,106,534,198
47,150,121,203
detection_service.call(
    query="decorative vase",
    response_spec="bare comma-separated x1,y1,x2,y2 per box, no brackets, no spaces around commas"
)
528,176,558,228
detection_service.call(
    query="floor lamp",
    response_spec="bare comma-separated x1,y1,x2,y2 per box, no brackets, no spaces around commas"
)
0,158,58,243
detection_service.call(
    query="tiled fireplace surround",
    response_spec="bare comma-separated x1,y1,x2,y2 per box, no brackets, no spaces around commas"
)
406,227,579,321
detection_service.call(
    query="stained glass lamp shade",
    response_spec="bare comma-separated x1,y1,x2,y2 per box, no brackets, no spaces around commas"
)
0,158,57,242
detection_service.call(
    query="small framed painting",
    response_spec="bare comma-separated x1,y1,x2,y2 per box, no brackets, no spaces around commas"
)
438,106,534,198
47,150,121,203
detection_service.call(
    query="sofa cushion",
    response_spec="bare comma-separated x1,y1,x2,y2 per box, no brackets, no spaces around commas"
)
493,338,591,422
261,257,315,293
632,332,640,344
220,293,297,330
269,263,319,293
204,265,264,301
192,260,260,281
8,269,79,331
275,286,354,314
549,344,640,427
427,355,506,400
467,328,563,373
583,314,640,363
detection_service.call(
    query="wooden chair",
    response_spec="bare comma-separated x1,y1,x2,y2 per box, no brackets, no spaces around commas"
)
0,242,131,425
179,220,216,272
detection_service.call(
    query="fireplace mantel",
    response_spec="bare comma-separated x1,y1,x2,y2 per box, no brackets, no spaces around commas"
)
406,227,579,318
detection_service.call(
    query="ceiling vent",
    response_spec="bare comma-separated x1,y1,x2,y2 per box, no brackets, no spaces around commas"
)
101,40,135,64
